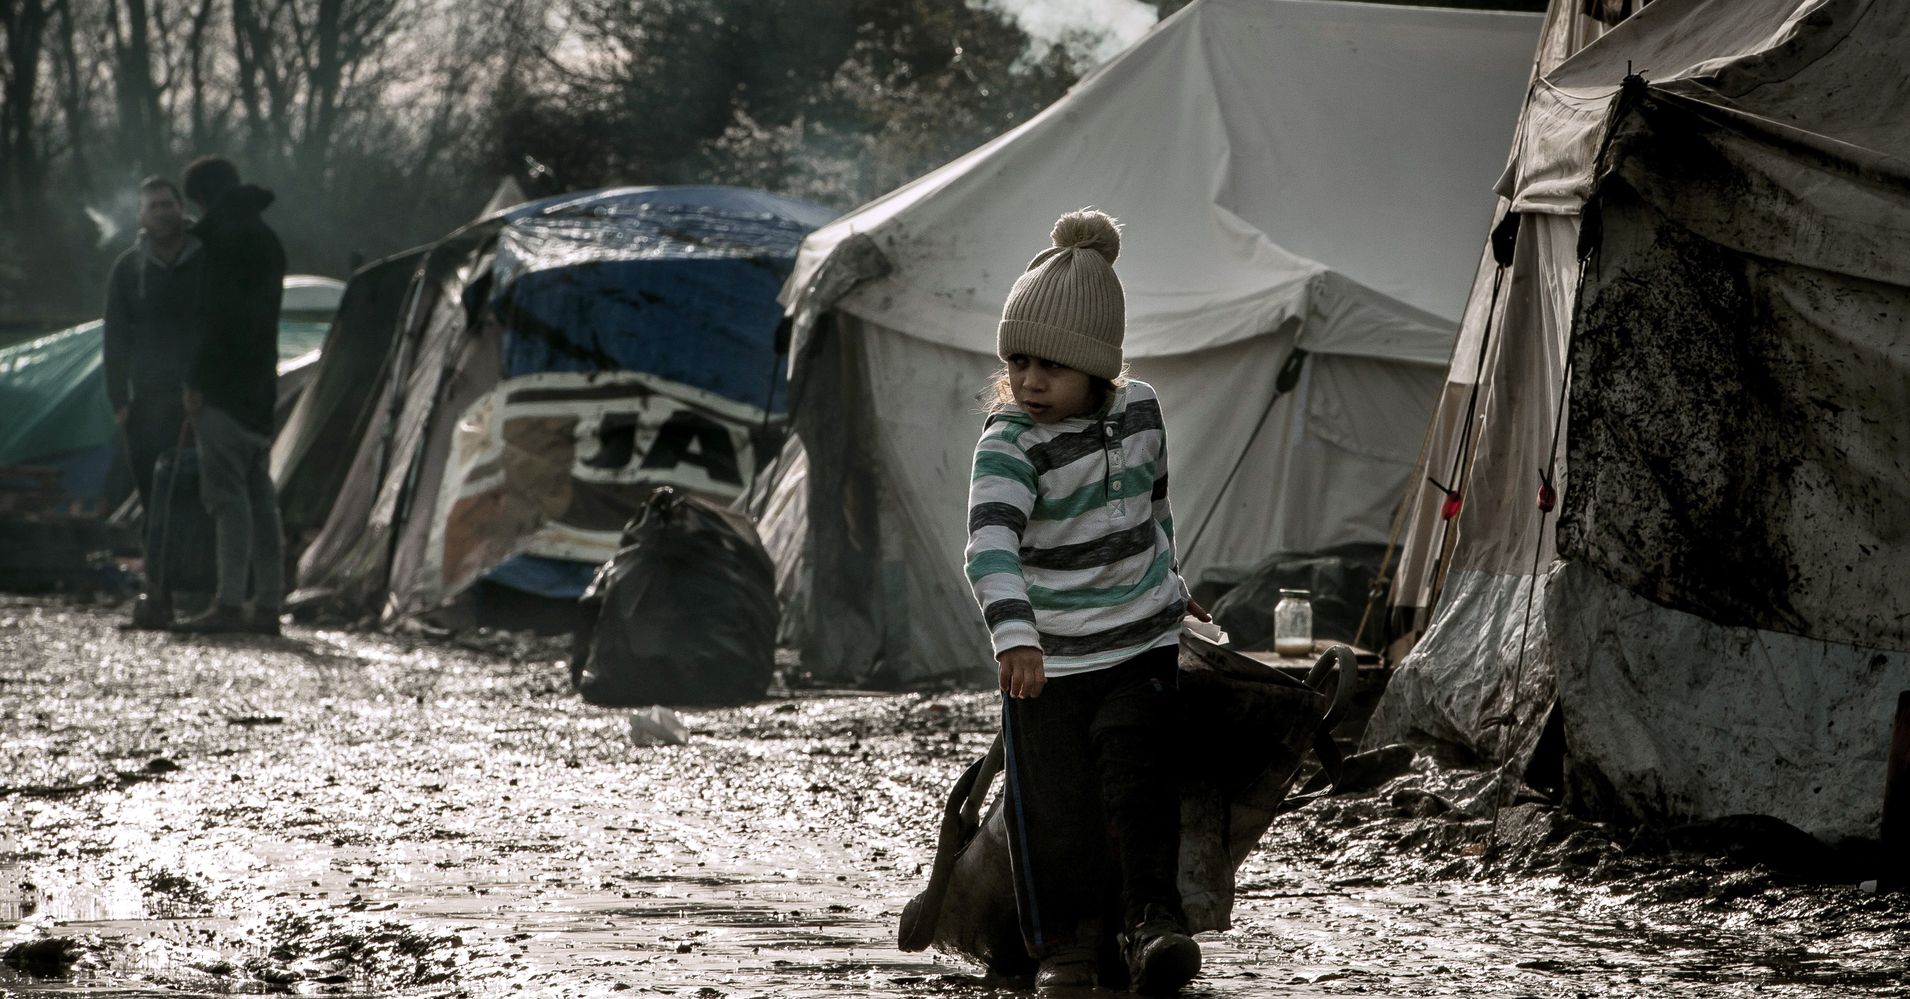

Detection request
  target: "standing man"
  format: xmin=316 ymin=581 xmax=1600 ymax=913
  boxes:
xmin=105 ymin=176 xmax=205 ymax=630
xmin=103 ymin=176 xmax=203 ymax=517
xmin=173 ymin=156 xmax=288 ymax=636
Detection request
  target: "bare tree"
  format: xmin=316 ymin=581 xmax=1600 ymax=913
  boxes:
xmin=45 ymin=0 xmax=95 ymax=194
xmin=4 ymin=0 xmax=1101 ymax=324
xmin=180 ymin=0 xmax=223 ymax=151
xmin=107 ymin=0 xmax=168 ymax=173
xmin=1 ymin=0 xmax=49 ymax=211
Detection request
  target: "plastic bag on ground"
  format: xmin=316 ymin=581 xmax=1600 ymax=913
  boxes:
xmin=628 ymin=705 xmax=691 ymax=746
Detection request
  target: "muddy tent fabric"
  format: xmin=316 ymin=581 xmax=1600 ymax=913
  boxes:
xmin=273 ymin=251 xmax=428 ymax=542
xmin=764 ymin=0 xmax=1540 ymax=687
xmin=292 ymin=187 xmax=836 ymax=621
xmin=1368 ymin=0 xmax=1910 ymax=844
xmin=0 ymin=276 xmax=344 ymax=506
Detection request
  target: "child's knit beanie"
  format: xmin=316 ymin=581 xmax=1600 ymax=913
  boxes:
xmin=996 ymin=209 xmax=1125 ymax=380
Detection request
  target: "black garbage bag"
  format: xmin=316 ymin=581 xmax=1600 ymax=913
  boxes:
xmin=571 ymin=487 xmax=777 ymax=707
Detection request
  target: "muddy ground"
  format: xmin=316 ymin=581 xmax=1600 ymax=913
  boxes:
xmin=2 ymin=594 xmax=1906 ymax=998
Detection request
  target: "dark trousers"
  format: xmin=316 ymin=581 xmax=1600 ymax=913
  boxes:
xmin=123 ymin=394 xmax=187 ymax=515
xmin=1001 ymin=644 xmax=1184 ymax=957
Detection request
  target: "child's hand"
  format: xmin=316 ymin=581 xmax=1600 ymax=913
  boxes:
xmin=997 ymin=646 xmax=1046 ymax=699
xmin=1186 ymin=597 xmax=1212 ymax=623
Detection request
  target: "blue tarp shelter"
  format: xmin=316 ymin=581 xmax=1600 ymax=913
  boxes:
xmin=289 ymin=186 xmax=836 ymax=619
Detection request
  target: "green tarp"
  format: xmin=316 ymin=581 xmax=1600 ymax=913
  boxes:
xmin=0 ymin=314 xmax=335 ymax=503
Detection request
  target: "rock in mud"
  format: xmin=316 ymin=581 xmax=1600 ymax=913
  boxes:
xmin=2 ymin=936 xmax=84 ymax=976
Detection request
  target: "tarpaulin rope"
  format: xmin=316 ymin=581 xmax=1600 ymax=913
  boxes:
xmin=1364 ymin=214 xmax=1520 ymax=651
xmin=1350 ymin=413 xmax=1434 ymax=653
xmin=1486 ymin=346 xmax=1574 ymax=847
xmin=1421 ymin=210 xmax=1520 ymax=619
xmin=1486 ymin=74 xmax=1642 ymax=849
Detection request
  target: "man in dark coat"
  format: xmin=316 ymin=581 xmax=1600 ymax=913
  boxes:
xmin=102 ymin=176 xmax=203 ymax=514
xmin=105 ymin=176 xmax=206 ymax=630
xmin=173 ymin=156 xmax=288 ymax=636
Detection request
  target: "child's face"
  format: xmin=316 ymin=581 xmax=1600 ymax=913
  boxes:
xmin=1007 ymin=354 xmax=1094 ymax=423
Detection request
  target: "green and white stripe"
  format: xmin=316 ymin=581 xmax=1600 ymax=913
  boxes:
xmin=964 ymin=379 xmax=1189 ymax=676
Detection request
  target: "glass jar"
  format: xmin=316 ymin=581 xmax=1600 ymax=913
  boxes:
xmin=1273 ymin=588 xmax=1313 ymax=657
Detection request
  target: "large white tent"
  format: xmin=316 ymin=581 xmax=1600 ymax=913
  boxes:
xmin=765 ymin=0 xmax=1541 ymax=686
xmin=1369 ymin=0 xmax=1910 ymax=844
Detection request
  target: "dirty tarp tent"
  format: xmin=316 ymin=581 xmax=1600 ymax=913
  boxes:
xmin=0 ymin=276 xmax=343 ymax=506
xmin=291 ymin=186 xmax=837 ymax=623
xmin=1368 ymin=0 xmax=1910 ymax=844
xmin=760 ymin=0 xmax=1540 ymax=687
xmin=272 ymin=250 xmax=429 ymax=544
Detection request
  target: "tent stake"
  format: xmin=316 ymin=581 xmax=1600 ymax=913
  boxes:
xmin=1884 ymin=691 xmax=1910 ymax=889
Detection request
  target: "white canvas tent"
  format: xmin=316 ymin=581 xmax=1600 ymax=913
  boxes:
xmin=765 ymin=0 xmax=1541 ymax=686
xmin=1369 ymin=0 xmax=1910 ymax=844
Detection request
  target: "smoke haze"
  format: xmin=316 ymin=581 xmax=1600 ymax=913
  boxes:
xmin=989 ymin=0 xmax=1159 ymax=63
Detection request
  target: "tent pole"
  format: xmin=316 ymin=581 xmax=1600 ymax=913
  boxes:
xmin=1885 ymin=691 xmax=1910 ymax=889
xmin=747 ymin=328 xmax=786 ymax=523
xmin=1351 ymin=413 xmax=1435 ymax=657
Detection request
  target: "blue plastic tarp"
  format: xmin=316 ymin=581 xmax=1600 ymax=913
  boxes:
xmin=480 ymin=554 xmax=599 ymax=601
xmin=488 ymin=186 xmax=839 ymax=412
xmin=459 ymin=186 xmax=837 ymax=600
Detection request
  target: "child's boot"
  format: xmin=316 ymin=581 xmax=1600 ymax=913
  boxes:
xmin=1034 ymin=943 xmax=1097 ymax=990
xmin=1120 ymin=905 xmax=1200 ymax=995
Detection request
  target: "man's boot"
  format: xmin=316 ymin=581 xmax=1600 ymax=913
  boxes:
xmin=172 ymin=602 xmax=248 ymax=634
xmin=125 ymin=592 xmax=174 ymax=631
xmin=248 ymin=604 xmax=282 ymax=637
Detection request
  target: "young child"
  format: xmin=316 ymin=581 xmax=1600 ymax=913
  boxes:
xmin=964 ymin=209 xmax=1209 ymax=994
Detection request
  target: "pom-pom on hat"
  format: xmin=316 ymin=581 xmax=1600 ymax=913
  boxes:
xmin=996 ymin=209 xmax=1125 ymax=380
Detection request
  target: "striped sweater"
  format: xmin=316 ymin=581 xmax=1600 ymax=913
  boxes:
xmin=964 ymin=379 xmax=1190 ymax=676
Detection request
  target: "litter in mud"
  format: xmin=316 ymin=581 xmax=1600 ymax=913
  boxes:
xmin=629 ymin=706 xmax=693 ymax=747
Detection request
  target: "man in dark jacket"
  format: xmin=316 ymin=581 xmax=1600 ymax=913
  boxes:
xmin=103 ymin=175 xmax=203 ymax=513
xmin=174 ymin=156 xmax=287 ymax=636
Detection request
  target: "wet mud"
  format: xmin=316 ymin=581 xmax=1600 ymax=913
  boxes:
xmin=3 ymin=594 xmax=1907 ymax=997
